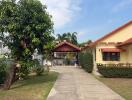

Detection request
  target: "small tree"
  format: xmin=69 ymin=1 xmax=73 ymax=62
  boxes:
xmin=79 ymin=52 xmax=93 ymax=73
xmin=0 ymin=0 xmax=54 ymax=90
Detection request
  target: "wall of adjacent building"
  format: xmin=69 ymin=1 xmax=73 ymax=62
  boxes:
xmin=127 ymin=45 xmax=132 ymax=63
xmin=93 ymin=23 xmax=132 ymax=66
xmin=95 ymin=44 xmax=128 ymax=64
xmin=102 ymin=24 xmax=132 ymax=42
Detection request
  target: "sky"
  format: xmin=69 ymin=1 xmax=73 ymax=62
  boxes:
xmin=41 ymin=0 xmax=132 ymax=43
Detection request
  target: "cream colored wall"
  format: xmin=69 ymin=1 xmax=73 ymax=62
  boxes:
xmin=127 ymin=45 xmax=132 ymax=63
xmin=94 ymin=24 xmax=132 ymax=64
xmin=102 ymin=24 xmax=132 ymax=43
xmin=120 ymin=51 xmax=128 ymax=63
xmin=95 ymin=43 xmax=128 ymax=64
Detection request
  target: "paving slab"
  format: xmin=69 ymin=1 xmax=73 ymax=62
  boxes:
xmin=47 ymin=66 xmax=125 ymax=100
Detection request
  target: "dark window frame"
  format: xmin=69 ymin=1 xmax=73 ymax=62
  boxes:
xmin=102 ymin=52 xmax=120 ymax=61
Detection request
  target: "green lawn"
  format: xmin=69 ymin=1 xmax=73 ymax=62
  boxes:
xmin=0 ymin=72 xmax=58 ymax=100
xmin=96 ymin=76 xmax=132 ymax=100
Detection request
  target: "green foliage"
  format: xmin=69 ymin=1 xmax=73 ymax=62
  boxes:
xmin=18 ymin=60 xmax=35 ymax=79
xmin=0 ymin=58 xmax=9 ymax=84
xmin=0 ymin=0 xmax=54 ymax=62
xmin=34 ymin=66 xmax=44 ymax=76
xmin=79 ymin=52 xmax=93 ymax=73
xmin=65 ymin=58 xmax=71 ymax=65
xmin=0 ymin=72 xmax=58 ymax=99
xmin=57 ymin=32 xmax=78 ymax=45
xmin=79 ymin=40 xmax=92 ymax=47
xmin=97 ymin=64 xmax=132 ymax=78
xmin=31 ymin=59 xmax=44 ymax=76
xmin=0 ymin=0 xmax=54 ymax=84
xmin=18 ymin=67 xmax=29 ymax=79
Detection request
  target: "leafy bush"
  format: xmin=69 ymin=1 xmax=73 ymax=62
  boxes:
xmin=0 ymin=58 xmax=8 ymax=84
xmin=18 ymin=67 xmax=30 ymax=79
xmin=0 ymin=71 xmax=6 ymax=84
xmin=79 ymin=52 xmax=93 ymax=73
xmin=97 ymin=64 xmax=132 ymax=78
xmin=31 ymin=59 xmax=44 ymax=76
xmin=78 ymin=52 xmax=84 ymax=68
xmin=18 ymin=60 xmax=35 ymax=79
xmin=65 ymin=58 xmax=70 ymax=65
xmin=34 ymin=66 xmax=44 ymax=76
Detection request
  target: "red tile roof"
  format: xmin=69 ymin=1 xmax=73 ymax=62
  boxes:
xmin=101 ymin=48 xmax=122 ymax=52
xmin=117 ymin=38 xmax=132 ymax=47
xmin=53 ymin=40 xmax=81 ymax=52
xmin=90 ymin=20 xmax=132 ymax=47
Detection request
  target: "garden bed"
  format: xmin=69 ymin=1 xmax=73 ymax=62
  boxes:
xmin=97 ymin=64 xmax=132 ymax=78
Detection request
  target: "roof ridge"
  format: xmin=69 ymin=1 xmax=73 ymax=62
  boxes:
xmin=90 ymin=20 xmax=132 ymax=47
xmin=54 ymin=41 xmax=81 ymax=51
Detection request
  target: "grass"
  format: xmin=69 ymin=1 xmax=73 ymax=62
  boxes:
xmin=0 ymin=71 xmax=58 ymax=100
xmin=96 ymin=76 xmax=132 ymax=100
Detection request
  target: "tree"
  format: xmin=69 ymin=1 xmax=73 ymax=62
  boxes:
xmin=79 ymin=40 xmax=92 ymax=47
xmin=0 ymin=0 xmax=54 ymax=90
xmin=57 ymin=32 xmax=78 ymax=45
xmin=71 ymin=32 xmax=78 ymax=45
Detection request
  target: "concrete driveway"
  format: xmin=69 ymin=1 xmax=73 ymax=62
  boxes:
xmin=47 ymin=66 xmax=124 ymax=100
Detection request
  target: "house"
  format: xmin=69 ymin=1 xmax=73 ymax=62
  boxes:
xmin=53 ymin=40 xmax=81 ymax=65
xmin=90 ymin=21 xmax=132 ymax=71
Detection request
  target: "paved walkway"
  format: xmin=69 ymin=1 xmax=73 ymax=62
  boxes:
xmin=47 ymin=66 xmax=124 ymax=100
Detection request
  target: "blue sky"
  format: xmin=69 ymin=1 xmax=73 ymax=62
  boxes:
xmin=42 ymin=0 xmax=132 ymax=43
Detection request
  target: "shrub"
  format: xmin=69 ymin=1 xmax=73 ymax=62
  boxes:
xmin=97 ymin=64 xmax=132 ymax=78
xmin=18 ymin=66 xmax=30 ymax=79
xmin=0 ymin=58 xmax=8 ymax=84
xmin=65 ymin=58 xmax=70 ymax=65
xmin=34 ymin=66 xmax=44 ymax=76
xmin=79 ymin=52 xmax=93 ymax=73
xmin=18 ymin=60 xmax=35 ymax=79
xmin=78 ymin=52 xmax=84 ymax=68
xmin=31 ymin=59 xmax=44 ymax=76
xmin=0 ymin=71 xmax=6 ymax=84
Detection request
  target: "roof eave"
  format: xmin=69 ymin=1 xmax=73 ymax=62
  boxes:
xmin=90 ymin=20 xmax=132 ymax=47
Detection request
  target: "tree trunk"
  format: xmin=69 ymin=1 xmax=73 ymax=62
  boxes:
xmin=42 ymin=57 xmax=44 ymax=66
xmin=3 ymin=62 xmax=16 ymax=90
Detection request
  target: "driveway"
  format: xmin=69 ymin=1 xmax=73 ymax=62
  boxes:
xmin=47 ymin=66 xmax=124 ymax=100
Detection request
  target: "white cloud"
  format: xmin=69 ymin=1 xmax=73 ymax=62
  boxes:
xmin=77 ymin=30 xmax=88 ymax=37
xmin=40 ymin=0 xmax=82 ymax=29
xmin=112 ymin=0 xmax=132 ymax=13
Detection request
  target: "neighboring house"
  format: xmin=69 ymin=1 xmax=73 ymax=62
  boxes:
xmin=53 ymin=40 xmax=81 ymax=65
xmin=90 ymin=21 xmax=132 ymax=71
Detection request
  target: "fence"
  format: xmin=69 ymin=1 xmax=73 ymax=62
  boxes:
xmin=97 ymin=63 xmax=132 ymax=68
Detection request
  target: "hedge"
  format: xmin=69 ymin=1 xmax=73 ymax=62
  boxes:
xmin=78 ymin=52 xmax=93 ymax=73
xmin=97 ymin=64 xmax=132 ymax=78
xmin=0 ymin=58 xmax=8 ymax=84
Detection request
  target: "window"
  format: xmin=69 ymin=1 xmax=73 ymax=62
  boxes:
xmin=102 ymin=52 xmax=120 ymax=61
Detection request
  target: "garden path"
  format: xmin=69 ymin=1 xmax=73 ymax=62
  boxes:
xmin=47 ymin=66 xmax=124 ymax=100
